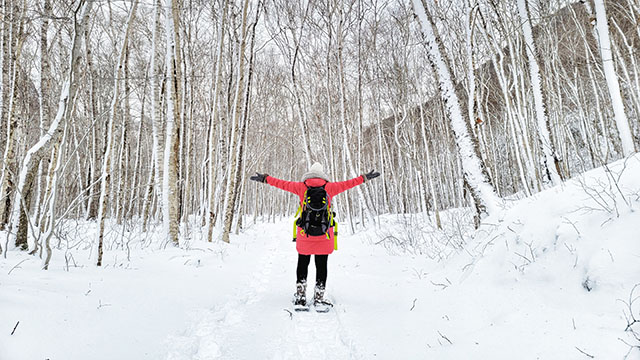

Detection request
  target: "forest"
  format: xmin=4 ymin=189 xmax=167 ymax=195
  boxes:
xmin=0 ymin=0 xmax=638 ymax=263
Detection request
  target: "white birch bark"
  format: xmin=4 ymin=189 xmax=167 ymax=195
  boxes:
xmin=610 ymin=19 xmax=640 ymax=128
xmin=128 ymin=90 xmax=146 ymax=218
xmin=336 ymin=5 xmax=355 ymax=232
xmin=9 ymin=0 xmax=91 ymax=251
xmin=34 ymin=0 xmax=52 ymax=224
xmin=97 ymin=0 xmax=138 ymax=265
xmin=592 ymin=0 xmax=636 ymax=156
xmin=233 ymin=2 xmax=260 ymax=236
xmin=412 ymin=0 xmax=499 ymax=218
xmin=84 ymin=24 xmax=100 ymax=220
xmin=289 ymin=1 xmax=313 ymax=168
xmin=150 ymin=0 xmax=164 ymax=214
xmin=163 ymin=0 xmax=182 ymax=246
xmin=0 ymin=0 xmax=26 ymax=231
xmin=516 ymin=0 xmax=563 ymax=186
xmin=336 ymin=4 xmax=376 ymax=229
xmin=42 ymin=127 xmax=66 ymax=270
xmin=465 ymin=1 xmax=477 ymax=127
xmin=221 ymin=0 xmax=251 ymax=244
xmin=206 ymin=0 xmax=229 ymax=243
xmin=0 ymin=3 xmax=5 ymax=188
xmin=417 ymin=82 xmax=442 ymax=229
xmin=114 ymin=107 xmax=128 ymax=225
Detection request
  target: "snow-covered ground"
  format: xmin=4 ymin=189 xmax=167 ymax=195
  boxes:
xmin=2 ymin=155 xmax=640 ymax=359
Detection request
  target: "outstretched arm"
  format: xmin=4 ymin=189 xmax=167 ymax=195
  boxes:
xmin=326 ymin=170 xmax=380 ymax=196
xmin=250 ymin=172 xmax=305 ymax=195
xmin=265 ymin=175 xmax=306 ymax=195
xmin=326 ymin=176 xmax=364 ymax=196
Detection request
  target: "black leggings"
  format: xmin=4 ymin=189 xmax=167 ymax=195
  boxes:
xmin=296 ymin=254 xmax=328 ymax=287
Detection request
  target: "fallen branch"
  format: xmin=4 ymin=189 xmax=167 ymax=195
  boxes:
xmin=575 ymin=346 xmax=594 ymax=358
xmin=8 ymin=259 xmax=29 ymax=275
xmin=97 ymin=300 xmax=112 ymax=309
xmin=410 ymin=298 xmax=417 ymax=311
xmin=431 ymin=278 xmax=451 ymax=290
xmin=283 ymin=309 xmax=293 ymax=320
xmin=438 ymin=330 xmax=453 ymax=345
xmin=10 ymin=321 xmax=19 ymax=335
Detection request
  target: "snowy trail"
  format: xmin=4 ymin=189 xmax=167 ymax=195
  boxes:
xmin=276 ymin=308 xmax=359 ymax=360
xmin=4 ymin=157 xmax=640 ymax=360
xmin=165 ymin=224 xmax=361 ymax=360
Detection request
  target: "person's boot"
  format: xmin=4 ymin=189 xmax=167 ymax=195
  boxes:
xmin=313 ymin=283 xmax=333 ymax=313
xmin=293 ymin=280 xmax=308 ymax=311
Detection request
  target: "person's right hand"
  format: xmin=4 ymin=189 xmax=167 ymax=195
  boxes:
xmin=250 ymin=173 xmax=268 ymax=183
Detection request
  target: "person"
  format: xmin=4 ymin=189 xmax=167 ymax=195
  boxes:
xmin=250 ymin=162 xmax=380 ymax=310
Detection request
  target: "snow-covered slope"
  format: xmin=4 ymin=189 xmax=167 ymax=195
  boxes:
xmin=1 ymin=155 xmax=639 ymax=359
xmin=413 ymin=154 xmax=640 ymax=359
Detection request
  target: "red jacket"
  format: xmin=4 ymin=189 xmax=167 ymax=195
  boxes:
xmin=265 ymin=175 xmax=364 ymax=255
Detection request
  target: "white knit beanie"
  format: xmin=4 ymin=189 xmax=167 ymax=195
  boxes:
xmin=302 ymin=162 xmax=330 ymax=182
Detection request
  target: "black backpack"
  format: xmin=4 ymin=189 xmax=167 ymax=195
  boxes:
xmin=293 ymin=184 xmax=337 ymax=237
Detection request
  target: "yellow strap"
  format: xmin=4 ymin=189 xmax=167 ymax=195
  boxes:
xmin=326 ymin=204 xmax=338 ymax=250
xmin=293 ymin=204 xmax=302 ymax=241
xmin=292 ymin=219 xmax=297 ymax=241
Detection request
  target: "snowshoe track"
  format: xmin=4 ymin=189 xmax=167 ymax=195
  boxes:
xmin=166 ymin=230 xmax=360 ymax=359
xmin=276 ymin=301 xmax=360 ymax=360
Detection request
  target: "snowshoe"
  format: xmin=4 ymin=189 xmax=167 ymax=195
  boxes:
xmin=293 ymin=281 xmax=309 ymax=312
xmin=313 ymin=284 xmax=333 ymax=313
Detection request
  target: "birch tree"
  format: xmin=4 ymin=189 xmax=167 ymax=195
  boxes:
xmin=0 ymin=0 xmax=636 ymax=261
xmin=412 ymin=0 xmax=499 ymax=220
xmin=206 ymin=0 xmax=229 ymax=243
xmin=221 ymin=0 xmax=251 ymax=244
xmin=9 ymin=0 xmax=92 ymax=250
xmin=84 ymin=17 xmax=100 ymax=220
xmin=163 ymin=0 xmax=183 ymax=246
xmin=97 ymin=0 xmax=139 ymax=265
xmin=516 ymin=0 xmax=563 ymax=185
xmin=143 ymin=0 xmax=164 ymax=232
xmin=0 ymin=0 xmax=27 ymax=231
xmin=591 ymin=0 xmax=636 ymax=156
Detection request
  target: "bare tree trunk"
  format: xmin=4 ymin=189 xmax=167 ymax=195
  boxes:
xmin=34 ymin=0 xmax=52 ymax=225
xmin=115 ymin=44 xmax=132 ymax=225
xmin=115 ymin=101 xmax=128 ymax=225
xmin=0 ymin=2 xmax=7 ymax=193
xmin=517 ymin=0 xmax=563 ymax=185
xmin=9 ymin=0 xmax=91 ymax=251
xmin=163 ymin=0 xmax=183 ymax=246
xmin=290 ymin=1 xmax=313 ymax=168
xmin=589 ymin=0 xmax=636 ymax=156
xmin=221 ymin=0 xmax=251 ymax=244
xmin=128 ymin=88 xmax=146 ymax=219
xmin=97 ymin=0 xmax=138 ymax=265
xmin=42 ymin=126 xmax=66 ymax=270
xmin=413 ymin=0 xmax=499 ymax=221
xmin=417 ymin=83 xmax=442 ymax=229
xmin=232 ymin=1 xmax=260 ymax=236
xmin=84 ymin=22 xmax=100 ymax=220
xmin=143 ymin=0 xmax=164 ymax=232
xmin=0 ymin=0 xmax=26 ymax=231
xmin=336 ymin=3 xmax=375 ymax=230
xmin=206 ymin=0 xmax=229 ymax=242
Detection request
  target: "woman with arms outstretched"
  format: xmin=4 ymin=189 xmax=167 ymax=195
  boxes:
xmin=250 ymin=162 xmax=380 ymax=311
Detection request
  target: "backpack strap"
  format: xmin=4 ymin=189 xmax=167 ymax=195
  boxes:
xmin=292 ymin=189 xmax=307 ymax=241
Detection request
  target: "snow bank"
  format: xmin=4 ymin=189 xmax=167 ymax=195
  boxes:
xmin=1 ymin=155 xmax=639 ymax=359
xmin=425 ymin=154 xmax=640 ymax=358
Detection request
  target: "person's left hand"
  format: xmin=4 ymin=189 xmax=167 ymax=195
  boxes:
xmin=363 ymin=170 xmax=380 ymax=182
